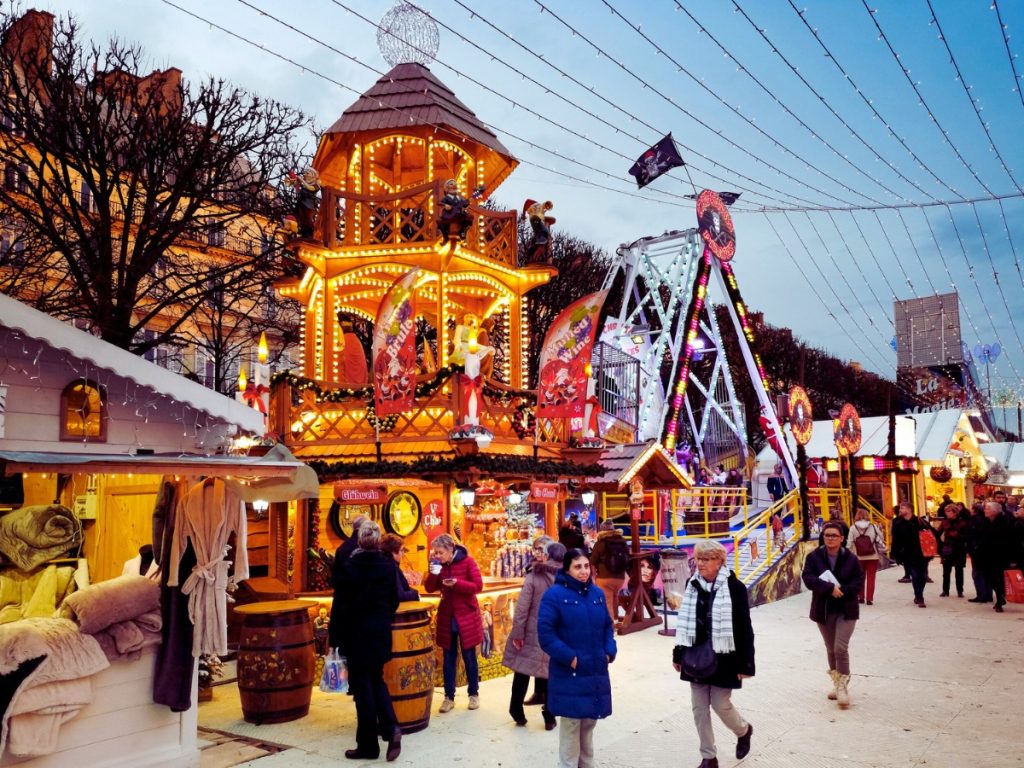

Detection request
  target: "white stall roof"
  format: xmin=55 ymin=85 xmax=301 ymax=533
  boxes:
xmin=982 ymin=442 xmax=1024 ymax=473
xmin=0 ymin=291 xmax=264 ymax=434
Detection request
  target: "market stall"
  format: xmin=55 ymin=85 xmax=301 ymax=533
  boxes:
xmin=0 ymin=294 xmax=316 ymax=766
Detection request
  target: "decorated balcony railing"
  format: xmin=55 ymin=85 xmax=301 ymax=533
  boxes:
xmin=317 ymin=180 xmax=519 ymax=268
xmin=271 ymin=372 xmax=568 ymax=460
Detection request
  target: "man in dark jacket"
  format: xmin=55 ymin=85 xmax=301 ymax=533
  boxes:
xmin=332 ymin=521 xmax=402 ymax=761
xmin=890 ymin=503 xmax=931 ymax=607
xmin=966 ymin=503 xmax=993 ymax=602
xmin=974 ymin=501 xmax=1013 ymax=612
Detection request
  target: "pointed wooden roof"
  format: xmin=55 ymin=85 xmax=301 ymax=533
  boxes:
xmin=326 ymin=62 xmax=513 ymax=158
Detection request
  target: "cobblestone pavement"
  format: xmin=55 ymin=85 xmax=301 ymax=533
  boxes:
xmin=199 ymin=563 xmax=1024 ymax=768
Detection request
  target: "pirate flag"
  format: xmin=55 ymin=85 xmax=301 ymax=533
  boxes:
xmin=628 ymin=133 xmax=685 ymax=189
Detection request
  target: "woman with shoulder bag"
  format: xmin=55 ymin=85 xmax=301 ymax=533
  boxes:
xmin=847 ymin=508 xmax=883 ymax=605
xmin=672 ymin=540 xmax=754 ymax=768
xmin=802 ymin=520 xmax=864 ymax=709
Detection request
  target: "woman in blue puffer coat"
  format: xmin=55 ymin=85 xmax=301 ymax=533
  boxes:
xmin=538 ymin=548 xmax=617 ymax=768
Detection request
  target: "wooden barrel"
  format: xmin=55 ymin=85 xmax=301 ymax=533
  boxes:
xmin=383 ymin=601 xmax=436 ymax=734
xmin=235 ymin=600 xmax=316 ymax=724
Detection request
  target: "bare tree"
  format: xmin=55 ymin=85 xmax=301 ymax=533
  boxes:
xmin=0 ymin=10 xmax=309 ymax=364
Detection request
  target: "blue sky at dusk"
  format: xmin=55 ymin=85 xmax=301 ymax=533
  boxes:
xmin=38 ymin=0 xmax=1024 ymax=392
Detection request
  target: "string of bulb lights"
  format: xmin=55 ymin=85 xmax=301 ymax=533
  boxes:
xmin=154 ymin=0 xmax=1024 ymax=398
xmin=600 ymin=0 xmax=893 ymax=208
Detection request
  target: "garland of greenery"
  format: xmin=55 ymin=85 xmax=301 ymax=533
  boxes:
xmin=271 ymin=365 xmax=538 ymax=405
xmin=309 ymin=454 xmax=607 ymax=481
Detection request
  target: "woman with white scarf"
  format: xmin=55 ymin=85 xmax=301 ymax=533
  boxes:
xmin=672 ymin=540 xmax=754 ymax=768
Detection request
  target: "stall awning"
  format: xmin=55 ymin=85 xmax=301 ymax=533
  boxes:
xmin=0 ymin=292 xmax=264 ymax=434
xmin=591 ymin=441 xmax=690 ymax=490
xmin=0 ymin=445 xmax=320 ymax=501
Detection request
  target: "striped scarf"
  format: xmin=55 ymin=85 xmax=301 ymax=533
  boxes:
xmin=675 ymin=569 xmax=735 ymax=654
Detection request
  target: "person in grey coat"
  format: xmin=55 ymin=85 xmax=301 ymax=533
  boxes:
xmin=503 ymin=538 xmax=563 ymax=730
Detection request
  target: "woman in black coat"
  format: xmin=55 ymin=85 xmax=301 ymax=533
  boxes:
xmin=332 ymin=521 xmax=402 ymax=762
xmin=937 ymin=504 xmax=969 ymax=598
xmin=672 ymin=539 xmax=755 ymax=768
xmin=802 ymin=520 xmax=864 ymax=710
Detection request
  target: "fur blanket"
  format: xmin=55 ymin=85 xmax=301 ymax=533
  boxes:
xmin=0 ymin=505 xmax=82 ymax=572
xmin=92 ymin=611 xmax=163 ymax=662
xmin=0 ymin=565 xmax=77 ymax=625
xmin=0 ymin=617 xmax=109 ymax=758
xmin=58 ymin=574 xmax=160 ymax=634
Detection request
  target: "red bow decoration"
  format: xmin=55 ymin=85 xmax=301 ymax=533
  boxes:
xmin=243 ymin=381 xmax=268 ymax=413
xmin=459 ymin=374 xmax=482 ymax=388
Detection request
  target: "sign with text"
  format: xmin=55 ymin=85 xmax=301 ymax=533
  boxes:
xmin=530 ymin=482 xmax=560 ymax=503
xmin=334 ymin=484 xmax=387 ymax=505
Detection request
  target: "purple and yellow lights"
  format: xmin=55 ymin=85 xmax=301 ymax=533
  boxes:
xmin=664 ymin=249 xmax=713 ymax=451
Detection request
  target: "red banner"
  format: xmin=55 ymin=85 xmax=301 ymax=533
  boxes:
xmin=537 ymin=291 xmax=607 ymax=418
xmin=422 ymin=499 xmax=445 ymax=544
xmin=372 ymin=268 xmax=419 ymax=416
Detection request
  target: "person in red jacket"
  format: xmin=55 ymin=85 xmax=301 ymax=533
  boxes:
xmin=424 ymin=533 xmax=484 ymax=713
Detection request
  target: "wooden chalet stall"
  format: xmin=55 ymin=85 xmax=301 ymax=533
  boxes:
xmin=0 ymin=293 xmax=314 ymax=767
xmin=266 ymin=62 xmax=640 ymax=682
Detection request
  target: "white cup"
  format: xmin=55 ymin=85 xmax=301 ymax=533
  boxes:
xmin=429 ymin=562 xmax=442 ymax=575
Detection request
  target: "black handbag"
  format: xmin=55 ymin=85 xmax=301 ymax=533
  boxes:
xmin=680 ymin=590 xmax=718 ymax=679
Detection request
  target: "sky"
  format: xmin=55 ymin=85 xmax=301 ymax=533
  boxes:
xmin=32 ymin=0 xmax=1024 ymax=396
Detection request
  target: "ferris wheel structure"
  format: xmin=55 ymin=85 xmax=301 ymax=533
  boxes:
xmin=600 ymin=198 xmax=797 ymax=482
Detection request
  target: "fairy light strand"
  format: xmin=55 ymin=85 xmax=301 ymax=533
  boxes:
xmin=528 ymin=0 xmax=862 ymax=208
xmin=603 ymin=0 xmax=893 ymax=206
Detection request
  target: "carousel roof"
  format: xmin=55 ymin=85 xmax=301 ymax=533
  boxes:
xmin=591 ymin=441 xmax=690 ymax=490
xmin=326 ymin=62 xmax=513 ymax=158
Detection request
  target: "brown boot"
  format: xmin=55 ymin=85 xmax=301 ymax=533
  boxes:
xmin=836 ymin=674 xmax=851 ymax=709
xmin=827 ymin=669 xmax=839 ymax=700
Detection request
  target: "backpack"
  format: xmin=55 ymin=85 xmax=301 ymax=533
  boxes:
xmin=919 ymin=528 xmax=938 ymax=558
xmin=603 ymin=537 xmax=630 ymax=575
xmin=853 ymin=526 xmax=875 ymax=557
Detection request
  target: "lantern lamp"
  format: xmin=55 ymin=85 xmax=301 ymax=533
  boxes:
xmin=580 ymin=489 xmax=596 ymax=507
xmin=459 ymin=487 xmax=476 ymax=508
xmin=507 ymin=490 xmax=523 ymax=506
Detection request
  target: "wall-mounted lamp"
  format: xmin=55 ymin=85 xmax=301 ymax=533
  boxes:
xmin=459 ymin=487 xmax=476 ymax=508
xmin=507 ymin=490 xmax=523 ymax=506
xmin=252 ymin=499 xmax=269 ymax=519
xmin=580 ymin=489 xmax=596 ymax=507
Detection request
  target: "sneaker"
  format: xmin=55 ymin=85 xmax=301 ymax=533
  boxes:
xmin=439 ymin=698 xmax=455 ymax=714
xmin=468 ymin=695 xmax=480 ymax=710
xmin=866 ymin=600 xmax=873 ymax=605
xmin=898 ymin=577 xmax=911 ymax=583
xmin=994 ymin=603 xmax=1005 ymax=613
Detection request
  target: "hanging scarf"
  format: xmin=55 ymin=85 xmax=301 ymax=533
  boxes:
xmin=675 ymin=569 xmax=735 ymax=653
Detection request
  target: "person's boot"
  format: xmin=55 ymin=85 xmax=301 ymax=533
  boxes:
xmin=386 ymin=726 xmax=402 ymax=762
xmin=523 ymin=690 xmax=545 ymax=706
xmin=736 ymin=724 xmax=753 ymax=759
xmin=696 ymin=759 xmax=719 ymax=768
xmin=836 ymin=674 xmax=851 ymax=709
xmin=827 ymin=669 xmax=839 ymax=700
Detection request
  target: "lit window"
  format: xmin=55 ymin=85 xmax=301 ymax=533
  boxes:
xmin=60 ymin=379 xmax=107 ymax=442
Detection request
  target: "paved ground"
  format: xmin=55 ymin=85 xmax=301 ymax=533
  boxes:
xmin=198 ymin=564 xmax=1024 ymax=768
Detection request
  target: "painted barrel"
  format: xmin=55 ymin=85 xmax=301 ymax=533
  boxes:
xmin=383 ymin=601 xmax=436 ymax=734
xmin=235 ymin=600 xmax=316 ymax=724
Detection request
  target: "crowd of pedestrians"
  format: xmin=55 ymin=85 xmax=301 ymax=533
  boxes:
xmin=320 ymin=491 xmax=1023 ymax=767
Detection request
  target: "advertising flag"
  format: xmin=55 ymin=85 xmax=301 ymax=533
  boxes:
xmin=537 ymin=291 xmax=608 ymax=418
xmin=372 ymin=268 xmax=419 ymax=416
xmin=628 ymin=133 xmax=685 ymax=189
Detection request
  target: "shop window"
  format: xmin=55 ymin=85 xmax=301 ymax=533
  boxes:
xmin=60 ymin=379 xmax=107 ymax=442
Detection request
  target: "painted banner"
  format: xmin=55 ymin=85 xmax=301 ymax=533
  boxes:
xmin=537 ymin=290 xmax=607 ymax=418
xmin=372 ymin=268 xmax=419 ymax=416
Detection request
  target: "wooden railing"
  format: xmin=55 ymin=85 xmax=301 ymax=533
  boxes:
xmin=317 ymin=180 xmax=520 ymax=267
xmin=732 ymin=489 xmax=801 ymax=582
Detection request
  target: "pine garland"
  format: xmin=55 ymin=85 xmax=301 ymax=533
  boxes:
xmin=309 ymin=454 xmax=607 ymax=481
